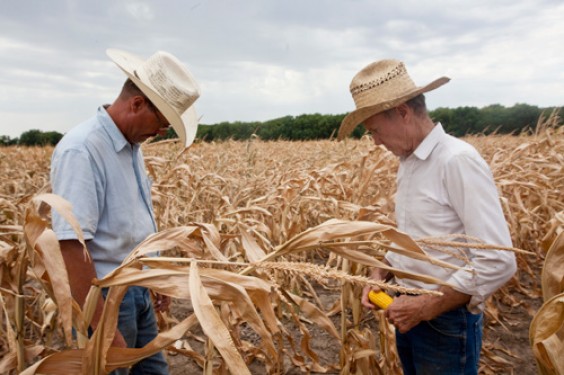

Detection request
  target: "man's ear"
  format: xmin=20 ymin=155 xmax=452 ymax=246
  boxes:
xmin=396 ymin=103 xmax=411 ymax=121
xmin=130 ymin=96 xmax=145 ymax=113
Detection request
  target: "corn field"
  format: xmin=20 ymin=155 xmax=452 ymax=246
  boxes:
xmin=0 ymin=111 xmax=562 ymax=374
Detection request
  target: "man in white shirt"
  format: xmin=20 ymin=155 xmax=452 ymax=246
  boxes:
xmin=338 ymin=59 xmax=516 ymax=374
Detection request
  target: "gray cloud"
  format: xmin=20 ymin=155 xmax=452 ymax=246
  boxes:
xmin=0 ymin=0 xmax=562 ymax=138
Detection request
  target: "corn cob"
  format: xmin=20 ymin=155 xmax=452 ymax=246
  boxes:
xmin=368 ymin=290 xmax=393 ymax=310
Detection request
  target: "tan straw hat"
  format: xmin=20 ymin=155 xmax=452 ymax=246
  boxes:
xmin=106 ymin=49 xmax=201 ymax=147
xmin=338 ymin=59 xmax=450 ymax=140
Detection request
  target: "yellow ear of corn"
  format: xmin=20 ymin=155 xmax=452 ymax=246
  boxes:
xmin=368 ymin=290 xmax=393 ymax=310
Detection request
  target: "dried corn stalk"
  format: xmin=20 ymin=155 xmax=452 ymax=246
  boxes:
xmin=0 ymin=115 xmax=561 ymax=374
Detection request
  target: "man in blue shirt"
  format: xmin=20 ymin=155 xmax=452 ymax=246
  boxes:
xmin=51 ymin=49 xmax=201 ymax=374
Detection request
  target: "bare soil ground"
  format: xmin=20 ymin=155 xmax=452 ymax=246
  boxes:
xmin=165 ymin=270 xmax=543 ymax=375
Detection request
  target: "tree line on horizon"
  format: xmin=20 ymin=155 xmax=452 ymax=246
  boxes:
xmin=3 ymin=103 xmax=560 ymax=147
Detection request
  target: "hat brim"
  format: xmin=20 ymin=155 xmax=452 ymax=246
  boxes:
xmin=337 ymin=76 xmax=450 ymax=140
xmin=106 ymin=49 xmax=199 ymax=147
xmin=529 ymin=292 xmax=564 ymax=373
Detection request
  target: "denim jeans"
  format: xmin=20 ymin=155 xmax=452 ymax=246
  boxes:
xmin=102 ymin=286 xmax=169 ymax=375
xmin=395 ymin=306 xmax=483 ymax=375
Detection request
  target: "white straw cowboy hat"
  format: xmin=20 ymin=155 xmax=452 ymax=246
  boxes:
xmin=529 ymin=232 xmax=564 ymax=373
xmin=106 ymin=48 xmax=201 ymax=147
xmin=338 ymin=59 xmax=450 ymax=140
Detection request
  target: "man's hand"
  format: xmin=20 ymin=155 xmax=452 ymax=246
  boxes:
xmin=385 ymin=294 xmax=430 ymax=333
xmin=385 ymin=287 xmax=471 ymax=334
xmin=362 ymin=263 xmax=392 ymax=309
xmin=362 ymin=284 xmax=381 ymax=309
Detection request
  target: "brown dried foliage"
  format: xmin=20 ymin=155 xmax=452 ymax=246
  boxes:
xmin=0 ymin=112 xmax=562 ymax=374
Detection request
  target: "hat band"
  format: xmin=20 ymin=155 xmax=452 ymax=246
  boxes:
xmin=350 ymin=62 xmax=407 ymax=96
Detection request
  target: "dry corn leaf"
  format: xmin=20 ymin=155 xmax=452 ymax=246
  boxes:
xmin=199 ymin=272 xmax=277 ymax=359
xmin=119 ymin=226 xmax=200 ymax=268
xmin=104 ymin=313 xmax=200 ymax=370
xmin=29 ymin=193 xmax=88 ymax=256
xmin=285 ymin=292 xmax=340 ymax=341
xmin=192 ymin=223 xmax=227 ymax=262
xmin=541 ymin=231 xmax=564 ymax=301
xmin=24 ymin=198 xmax=77 ymax=348
xmin=0 ymin=345 xmax=43 ymax=373
xmin=3 ymin=127 xmax=562 ymax=374
xmin=239 ymin=224 xmax=268 ymax=262
xmin=96 ymin=266 xmax=191 ymax=299
xmin=19 ymin=350 xmax=84 ymax=374
xmin=328 ymin=246 xmax=451 ymax=287
xmin=189 ymin=261 xmax=251 ymax=374
xmin=84 ymin=284 xmax=128 ymax=374
xmin=274 ymin=219 xmax=418 ymax=256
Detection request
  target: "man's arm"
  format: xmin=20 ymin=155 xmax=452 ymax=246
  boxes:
xmin=59 ymin=239 xmax=127 ymax=347
xmin=361 ymin=262 xmax=471 ymax=334
xmin=444 ymin=152 xmax=516 ymax=309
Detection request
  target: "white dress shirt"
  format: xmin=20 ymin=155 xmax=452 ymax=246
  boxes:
xmin=386 ymin=123 xmax=516 ymax=313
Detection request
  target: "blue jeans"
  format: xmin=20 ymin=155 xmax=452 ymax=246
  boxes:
xmin=102 ymin=286 xmax=169 ymax=375
xmin=395 ymin=307 xmax=483 ymax=375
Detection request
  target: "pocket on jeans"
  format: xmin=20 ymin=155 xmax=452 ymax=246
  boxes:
xmin=425 ymin=308 xmax=466 ymax=338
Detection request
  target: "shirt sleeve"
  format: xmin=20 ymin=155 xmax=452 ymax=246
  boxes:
xmin=443 ymin=151 xmax=517 ymax=312
xmin=51 ymin=147 xmax=101 ymax=240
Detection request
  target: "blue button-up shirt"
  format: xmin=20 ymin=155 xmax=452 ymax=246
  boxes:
xmin=51 ymin=106 xmax=156 ymax=278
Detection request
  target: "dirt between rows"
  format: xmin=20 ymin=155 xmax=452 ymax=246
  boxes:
xmin=164 ymin=274 xmax=543 ymax=375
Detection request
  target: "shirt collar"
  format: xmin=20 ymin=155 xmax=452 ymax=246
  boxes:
xmin=412 ymin=123 xmax=445 ymax=161
xmin=97 ymin=106 xmax=130 ymax=152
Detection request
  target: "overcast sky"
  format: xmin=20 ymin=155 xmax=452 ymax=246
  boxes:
xmin=1 ymin=0 xmax=562 ymax=138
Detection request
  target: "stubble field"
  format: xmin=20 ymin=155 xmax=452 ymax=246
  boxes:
xmin=0 ymin=120 xmax=562 ymax=374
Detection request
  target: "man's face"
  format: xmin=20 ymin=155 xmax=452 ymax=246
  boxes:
xmin=363 ymin=108 xmax=410 ymax=157
xmin=129 ymin=100 xmax=171 ymax=144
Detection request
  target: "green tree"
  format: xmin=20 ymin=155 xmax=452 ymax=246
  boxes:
xmin=431 ymin=107 xmax=455 ymax=134
xmin=19 ymin=129 xmax=45 ymax=146
xmin=0 ymin=135 xmax=17 ymax=146
xmin=18 ymin=129 xmax=63 ymax=146
xmin=479 ymin=104 xmax=506 ymax=133
xmin=506 ymin=104 xmax=541 ymax=133
xmin=189 ymin=104 xmax=560 ymax=142
xmin=44 ymin=131 xmax=63 ymax=145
